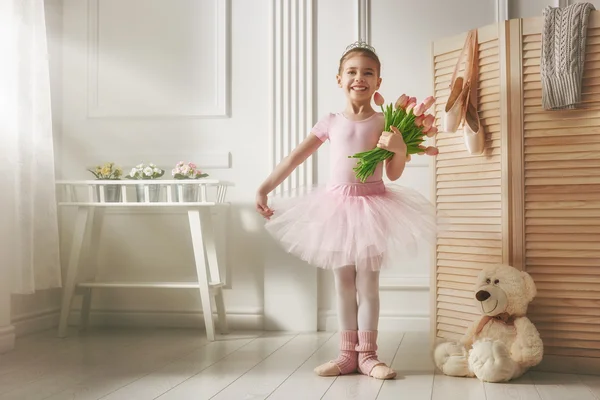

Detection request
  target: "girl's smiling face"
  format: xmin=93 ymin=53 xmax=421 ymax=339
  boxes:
xmin=337 ymin=55 xmax=382 ymax=103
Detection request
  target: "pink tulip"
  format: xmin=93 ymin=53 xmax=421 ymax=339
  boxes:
xmin=413 ymin=103 xmax=426 ymax=116
xmin=408 ymin=96 xmax=417 ymax=105
xmin=415 ymin=115 xmax=425 ymax=126
xmin=373 ymin=92 xmax=385 ymax=107
xmin=422 ymin=96 xmax=435 ymax=109
xmin=426 ymin=126 xmax=438 ymax=138
xmin=425 ymin=146 xmax=439 ymax=156
xmin=423 ymin=114 xmax=435 ymax=129
xmin=395 ymin=94 xmax=409 ymax=109
xmin=406 ymin=103 xmax=416 ymax=114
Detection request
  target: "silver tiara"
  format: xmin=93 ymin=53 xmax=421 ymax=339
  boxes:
xmin=343 ymin=40 xmax=377 ymax=56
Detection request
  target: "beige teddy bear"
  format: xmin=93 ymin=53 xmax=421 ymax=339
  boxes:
xmin=434 ymin=264 xmax=544 ymax=382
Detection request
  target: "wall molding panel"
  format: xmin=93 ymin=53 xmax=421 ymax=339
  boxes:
xmin=269 ymin=0 xmax=315 ymax=194
xmin=556 ymin=0 xmax=572 ymax=7
xmin=355 ymin=0 xmax=371 ymax=42
xmin=264 ymin=0 xmax=318 ymax=333
xmin=86 ymin=0 xmax=231 ymax=118
xmin=495 ymin=0 xmax=509 ymax=21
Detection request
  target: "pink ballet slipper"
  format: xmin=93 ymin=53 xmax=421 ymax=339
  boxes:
xmin=314 ymin=330 xmax=358 ymax=376
xmin=356 ymin=331 xmax=396 ymax=380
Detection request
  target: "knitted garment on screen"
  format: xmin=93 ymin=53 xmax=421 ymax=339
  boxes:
xmin=541 ymin=2 xmax=595 ymax=110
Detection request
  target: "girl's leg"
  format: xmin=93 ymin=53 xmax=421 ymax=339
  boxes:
xmin=355 ymin=269 xmax=396 ymax=380
xmin=356 ymin=269 xmax=379 ymax=331
xmin=314 ymin=265 xmax=359 ymax=376
xmin=334 ymin=265 xmax=358 ymax=331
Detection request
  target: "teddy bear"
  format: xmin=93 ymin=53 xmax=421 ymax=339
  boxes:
xmin=433 ymin=264 xmax=544 ymax=383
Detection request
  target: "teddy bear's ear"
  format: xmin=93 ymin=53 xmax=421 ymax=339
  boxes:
xmin=521 ymin=271 xmax=537 ymax=302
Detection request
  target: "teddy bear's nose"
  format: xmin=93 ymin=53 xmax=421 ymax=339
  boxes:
xmin=476 ymin=290 xmax=491 ymax=302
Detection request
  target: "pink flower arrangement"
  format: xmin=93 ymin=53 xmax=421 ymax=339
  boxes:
xmin=171 ymin=161 xmax=209 ymax=180
xmin=349 ymin=92 xmax=439 ymax=182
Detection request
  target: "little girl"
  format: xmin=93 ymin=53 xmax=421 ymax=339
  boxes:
xmin=255 ymin=41 xmax=437 ymax=380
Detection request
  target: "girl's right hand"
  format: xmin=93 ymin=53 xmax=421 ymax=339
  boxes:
xmin=255 ymin=192 xmax=274 ymax=219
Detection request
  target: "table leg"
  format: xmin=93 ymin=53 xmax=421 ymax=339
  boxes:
xmin=188 ymin=209 xmax=215 ymax=341
xmin=80 ymin=208 xmax=105 ymax=331
xmin=200 ymin=209 xmax=228 ymax=334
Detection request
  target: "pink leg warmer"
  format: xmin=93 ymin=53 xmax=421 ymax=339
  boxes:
xmin=356 ymin=331 xmax=396 ymax=379
xmin=313 ymin=330 xmax=358 ymax=376
xmin=356 ymin=330 xmax=383 ymax=374
xmin=332 ymin=330 xmax=358 ymax=374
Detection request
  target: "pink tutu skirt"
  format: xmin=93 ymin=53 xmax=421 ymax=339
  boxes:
xmin=264 ymin=180 xmax=437 ymax=271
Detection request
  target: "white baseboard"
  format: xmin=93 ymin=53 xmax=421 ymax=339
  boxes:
xmin=318 ymin=309 xmax=429 ymax=332
xmin=67 ymin=308 xmax=264 ymax=331
xmin=0 ymin=325 xmax=15 ymax=354
xmin=12 ymin=306 xmax=428 ymax=337
xmin=11 ymin=307 xmax=263 ymax=337
xmin=12 ymin=309 xmax=60 ymax=337
xmin=378 ymin=275 xmax=430 ymax=291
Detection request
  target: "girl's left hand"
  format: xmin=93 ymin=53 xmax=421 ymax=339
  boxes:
xmin=377 ymin=126 xmax=407 ymax=155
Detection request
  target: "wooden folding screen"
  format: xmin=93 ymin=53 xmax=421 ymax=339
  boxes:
xmin=431 ymin=12 xmax=600 ymax=374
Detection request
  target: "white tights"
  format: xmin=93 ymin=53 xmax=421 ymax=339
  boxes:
xmin=333 ymin=265 xmax=380 ymax=331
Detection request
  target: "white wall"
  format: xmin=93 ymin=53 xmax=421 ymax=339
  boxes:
xmin=9 ymin=0 xmax=579 ymax=338
xmin=10 ymin=0 xmax=271 ymax=335
xmin=509 ymin=0 xmax=600 ymax=19
xmin=54 ymin=0 xmax=269 ymax=330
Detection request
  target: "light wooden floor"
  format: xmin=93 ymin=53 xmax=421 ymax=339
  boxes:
xmin=0 ymin=328 xmax=599 ymax=400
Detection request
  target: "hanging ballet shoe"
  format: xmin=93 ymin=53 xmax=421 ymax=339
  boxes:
xmin=442 ymin=77 xmax=468 ymax=133
xmin=442 ymin=30 xmax=475 ymax=133
xmin=461 ymin=29 xmax=485 ymax=155
xmin=463 ymin=100 xmax=484 ymax=155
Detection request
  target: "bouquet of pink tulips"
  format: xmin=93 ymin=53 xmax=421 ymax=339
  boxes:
xmin=349 ymin=92 xmax=439 ymax=182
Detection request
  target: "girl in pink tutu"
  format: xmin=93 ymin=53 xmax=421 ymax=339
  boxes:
xmin=255 ymin=41 xmax=437 ymax=380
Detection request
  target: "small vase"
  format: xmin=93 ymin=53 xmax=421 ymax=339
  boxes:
xmin=173 ymin=183 xmax=198 ymax=202
xmin=96 ymin=183 xmax=122 ymax=203
xmin=135 ymin=184 xmax=160 ymax=202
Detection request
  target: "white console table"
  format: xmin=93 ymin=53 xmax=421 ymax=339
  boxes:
xmin=55 ymin=179 xmax=231 ymax=341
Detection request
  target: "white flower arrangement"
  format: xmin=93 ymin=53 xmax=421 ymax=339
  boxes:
xmin=172 ymin=161 xmax=208 ymax=180
xmin=126 ymin=163 xmax=165 ymax=180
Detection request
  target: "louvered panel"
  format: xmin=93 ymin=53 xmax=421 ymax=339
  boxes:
xmin=522 ymin=25 xmax=600 ymax=359
xmin=530 ymin=305 xmax=600 ymax=317
xmin=438 ymin=294 xmax=476 ymax=308
xmin=432 ymin=24 xmax=503 ymax=342
xmin=432 ymin=15 xmax=600 ymax=374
